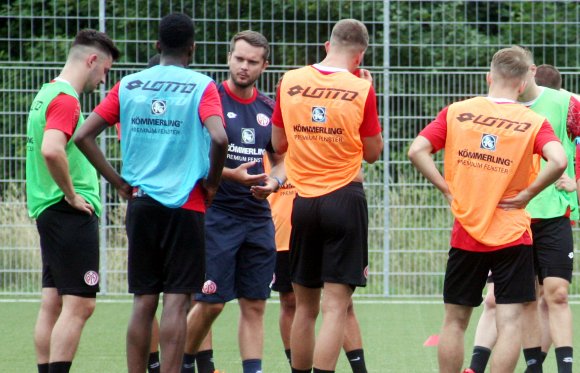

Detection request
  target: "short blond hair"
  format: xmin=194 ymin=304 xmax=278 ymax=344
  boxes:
xmin=490 ymin=46 xmax=533 ymax=81
xmin=330 ymin=19 xmax=369 ymax=52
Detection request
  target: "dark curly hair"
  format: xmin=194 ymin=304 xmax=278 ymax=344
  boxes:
xmin=72 ymin=29 xmax=120 ymax=61
xmin=158 ymin=13 xmax=195 ymax=56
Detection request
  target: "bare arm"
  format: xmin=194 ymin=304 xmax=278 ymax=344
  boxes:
xmin=272 ymin=125 xmax=288 ymax=154
xmin=203 ymin=115 xmax=229 ymax=205
xmin=499 ymin=141 xmax=568 ymax=210
xmin=74 ymin=112 xmax=132 ymax=199
xmin=362 ymin=133 xmax=384 ymax=164
xmin=407 ymin=135 xmax=452 ymax=204
xmin=42 ymin=129 xmax=94 ymax=214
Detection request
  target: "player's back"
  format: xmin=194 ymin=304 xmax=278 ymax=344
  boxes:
xmin=118 ymin=65 xmax=214 ymax=208
xmin=444 ymin=97 xmax=546 ymax=246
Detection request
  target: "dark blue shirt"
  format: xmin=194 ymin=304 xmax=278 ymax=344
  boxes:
xmin=211 ymin=81 xmax=275 ymax=218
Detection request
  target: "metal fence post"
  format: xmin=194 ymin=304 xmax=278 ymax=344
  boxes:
xmin=383 ymin=0 xmax=390 ymax=297
xmin=98 ymin=0 xmax=108 ymax=294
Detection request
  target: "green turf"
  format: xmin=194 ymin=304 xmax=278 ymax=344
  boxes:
xmin=1 ymin=298 xmax=578 ymax=372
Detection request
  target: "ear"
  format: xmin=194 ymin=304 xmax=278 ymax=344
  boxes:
xmin=87 ymin=53 xmax=99 ymax=68
xmin=156 ymin=41 xmax=162 ymax=53
xmin=324 ymin=40 xmax=330 ymax=53
xmin=355 ymin=50 xmax=365 ymax=66
xmin=486 ymin=72 xmax=492 ymax=86
xmin=261 ymin=59 xmax=269 ymax=72
xmin=529 ymin=64 xmax=537 ymax=78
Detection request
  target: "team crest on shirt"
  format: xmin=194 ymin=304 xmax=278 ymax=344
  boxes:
xmin=151 ymin=99 xmax=167 ymax=115
xmin=480 ymin=134 xmax=497 ymax=151
xmin=84 ymin=271 xmax=99 ymax=286
xmin=227 ymin=112 xmax=237 ymax=119
xmin=311 ymin=106 xmax=326 ymax=123
xmin=241 ymin=128 xmax=255 ymax=144
xmin=256 ymin=113 xmax=270 ymax=127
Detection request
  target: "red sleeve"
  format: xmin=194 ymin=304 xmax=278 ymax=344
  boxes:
xmin=45 ymin=94 xmax=81 ymax=140
xmin=576 ymin=143 xmax=580 ymax=181
xmin=567 ymin=96 xmax=580 ymax=139
xmin=272 ymin=82 xmax=284 ymax=128
xmin=418 ymin=107 xmax=449 ymax=152
xmin=93 ymin=82 xmax=121 ymax=125
xmin=199 ymin=82 xmax=225 ymax=125
xmin=534 ymin=119 xmax=560 ymax=156
xmin=359 ymin=86 xmax=382 ymax=137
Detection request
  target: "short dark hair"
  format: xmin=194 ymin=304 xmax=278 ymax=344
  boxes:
xmin=72 ymin=29 xmax=120 ymax=61
xmin=158 ymin=13 xmax=195 ymax=55
xmin=535 ymin=64 xmax=562 ymax=90
xmin=230 ymin=30 xmax=270 ymax=61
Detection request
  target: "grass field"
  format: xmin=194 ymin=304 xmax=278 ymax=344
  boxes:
xmin=1 ymin=298 xmax=579 ymax=372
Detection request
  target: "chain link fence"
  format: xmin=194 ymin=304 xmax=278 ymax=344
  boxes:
xmin=1 ymin=0 xmax=579 ymax=297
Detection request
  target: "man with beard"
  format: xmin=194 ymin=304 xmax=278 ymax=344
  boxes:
xmin=183 ymin=30 xmax=285 ymax=373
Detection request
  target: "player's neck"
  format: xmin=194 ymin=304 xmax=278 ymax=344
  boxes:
xmin=518 ymin=83 xmax=542 ymax=103
xmin=159 ymin=55 xmax=189 ymax=68
xmin=57 ymin=64 xmax=84 ymax=95
xmin=226 ymin=78 xmax=255 ymax=100
xmin=319 ymin=54 xmax=356 ymax=72
xmin=488 ymin=86 xmax=519 ymax=101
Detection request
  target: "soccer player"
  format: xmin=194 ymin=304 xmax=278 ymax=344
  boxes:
xmin=266 ymin=66 xmax=371 ymax=372
xmin=26 ymin=29 xmax=119 ymax=373
xmin=74 ymin=13 xmax=228 ymax=373
xmin=182 ymin=30 xmax=284 ymax=373
xmin=468 ymin=61 xmax=579 ymax=373
xmin=266 ymin=158 xmax=369 ymax=373
xmin=114 ymin=53 xmax=163 ymax=373
xmin=408 ymin=46 xmax=567 ymax=373
xmin=272 ymin=19 xmax=383 ymax=373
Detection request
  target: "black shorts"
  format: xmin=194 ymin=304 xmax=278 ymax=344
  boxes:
xmin=272 ymin=250 xmax=293 ymax=293
xmin=531 ymin=217 xmax=574 ymax=284
xmin=443 ymin=245 xmax=536 ymax=307
xmin=126 ymin=196 xmax=205 ymax=295
xmin=36 ymin=199 xmax=100 ymax=296
xmin=290 ymin=182 xmax=368 ymax=288
xmin=194 ymin=208 xmax=276 ymax=303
